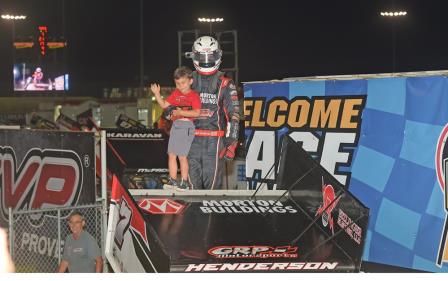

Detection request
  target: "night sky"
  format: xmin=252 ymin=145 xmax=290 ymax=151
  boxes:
xmin=1 ymin=0 xmax=448 ymax=97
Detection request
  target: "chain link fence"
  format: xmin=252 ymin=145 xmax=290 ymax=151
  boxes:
xmin=8 ymin=204 xmax=104 ymax=273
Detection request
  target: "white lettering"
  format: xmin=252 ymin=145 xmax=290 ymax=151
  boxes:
xmin=320 ymin=132 xmax=356 ymax=185
xmin=272 ymin=206 xmax=286 ymax=213
xmin=21 ymin=232 xmax=30 ymax=250
xmin=256 ymin=200 xmax=269 ymax=207
xmin=254 ymin=263 xmax=270 ymax=270
xmin=219 ymin=200 xmax=233 ymax=207
xmin=200 ymin=93 xmax=218 ymax=105
xmin=246 ymin=131 xmax=276 ymax=190
xmin=219 ymin=263 xmax=239 ymax=271
xmin=29 ymin=234 xmax=38 ymax=253
xmin=38 ymin=236 xmax=47 ymax=255
xmin=202 ymin=200 xmax=220 ymax=207
xmin=20 ymin=232 xmax=61 ymax=258
xmin=199 ymin=206 xmax=212 ymax=213
xmin=271 ymin=263 xmax=289 ymax=270
xmin=320 ymin=262 xmax=338 ymax=270
xmin=247 ymin=131 xmax=356 ymax=188
xmin=287 ymin=263 xmax=304 ymax=270
xmin=233 ymin=247 xmax=251 ymax=255
xmin=237 ymin=263 xmax=255 ymax=271
xmin=185 ymin=262 xmax=339 ymax=272
xmin=288 ymin=131 xmax=319 ymax=153
xmin=203 ymin=264 xmax=220 ymax=271
xmin=137 ymin=168 xmax=168 ymax=173
xmin=185 ymin=264 xmax=205 ymax=272
xmin=285 ymin=206 xmax=298 ymax=213
xmin=212 ymin=247 xmax=232 ymax=255
xmin=303 ymin=262 xmax=321 ymax=270
xmin=337 ymin=209 xmax=362 ymax=244
xmin=200 ymin=200 xmax=297 ymax=214
xmin=107 ymin=133 xmax=163 ymax=139
xmin=232 ymin=200 xmax=246 ymax=206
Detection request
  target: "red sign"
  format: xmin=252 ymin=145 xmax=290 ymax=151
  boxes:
xmin=1 ymin=147 xmax=83 ymax=221
xmin=38 ymin=26 xmax=47 ymax=56
xmin=138 ymin=198 xmax=184 ymax=214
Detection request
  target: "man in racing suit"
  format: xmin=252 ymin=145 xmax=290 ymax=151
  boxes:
xmin=187 ymin=36 xmax=240 ymax=190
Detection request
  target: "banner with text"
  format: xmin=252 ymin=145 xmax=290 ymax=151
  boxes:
xmin=0 ymin=129 xmax=96 ymax=227
xmin=0 ymin=129 xmax=96 ymax=271
xmin=244 ymin=75 xmax=448 ymax=272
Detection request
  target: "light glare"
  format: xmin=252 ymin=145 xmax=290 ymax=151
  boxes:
xmin=1 ymin=14 xmax=27 ymax=20
xmin=198 ymin=17 xmax=224 ymax=23
xmin=380 ymin=10 xmax=407 ymax=17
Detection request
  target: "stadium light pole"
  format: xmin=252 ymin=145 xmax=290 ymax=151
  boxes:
xmin=139 ymin=0 xmax=144 ymax=89
xmin=198 ymin=17 xmax=224 ymax=35
xmin=1 ymin=14 xmax=27 ymax=45
xmin=2 ymin=14 xmax=27 ymax=90
xmin=380 ymin=11 xmax=407 ymax=72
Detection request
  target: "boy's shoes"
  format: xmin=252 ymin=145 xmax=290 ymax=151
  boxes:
xmin=162 ymin=178 xmax=192 ymax=191
xmin=168 ymin=178 xmax=178 ymax=186
xmin=163 ymin=178 xmax=178 ymax=190
xmin=176 ymin=179 xmax=192 ymax=191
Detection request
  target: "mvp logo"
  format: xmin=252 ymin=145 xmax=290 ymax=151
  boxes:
xmin=0 ymin=146 xmax=83 ymax=223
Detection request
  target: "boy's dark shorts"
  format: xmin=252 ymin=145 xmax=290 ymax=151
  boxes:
xmin=168 ymin=119 xmax=195 ymax=156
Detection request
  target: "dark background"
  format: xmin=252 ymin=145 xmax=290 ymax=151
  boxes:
xmin=1 ymin=0 xmax=448 ymax=97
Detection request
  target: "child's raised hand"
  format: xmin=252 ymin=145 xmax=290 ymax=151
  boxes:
xmin=150 ymin=83 xmax=161 ymax=95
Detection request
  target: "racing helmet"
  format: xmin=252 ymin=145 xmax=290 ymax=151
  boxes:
xmin=190 ymin=36 xmax=222 ymax=75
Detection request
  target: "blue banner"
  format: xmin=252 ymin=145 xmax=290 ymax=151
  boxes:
xmin=244 ymin=75 xmax=448 ymax=272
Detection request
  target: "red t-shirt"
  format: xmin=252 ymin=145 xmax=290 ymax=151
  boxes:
xmin=166 ymin=89 xmax=201 ymax=121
